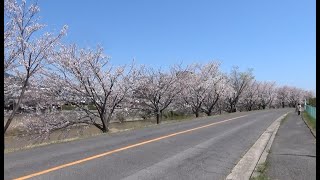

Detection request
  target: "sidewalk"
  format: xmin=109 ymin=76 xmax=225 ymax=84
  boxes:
xmin=266 ymin=112 xmax=316 ymax=180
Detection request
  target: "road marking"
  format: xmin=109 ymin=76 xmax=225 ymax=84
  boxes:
xmin=14 ymin=114 xmax=248 ymax=180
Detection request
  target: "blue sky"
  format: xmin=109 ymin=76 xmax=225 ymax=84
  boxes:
xmin=37 ymin=0 xmax=315 ymax=92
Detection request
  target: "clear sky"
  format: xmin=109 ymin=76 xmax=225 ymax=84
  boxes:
xmin=36 ymin=0 xmax=316 ymax=92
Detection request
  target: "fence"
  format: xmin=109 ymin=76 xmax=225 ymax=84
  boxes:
xmin=305 ymin=105 xmax=316 ymax=120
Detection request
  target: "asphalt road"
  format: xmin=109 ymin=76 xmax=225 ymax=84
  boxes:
xmin=4 ymin=108 xmax=291 ymax=180
xmin=266 ymin=112 xmax=316 ymax=180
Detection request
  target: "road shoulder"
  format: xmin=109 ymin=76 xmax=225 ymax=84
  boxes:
xmin=265 ymin=112 xmax=316 ymax=180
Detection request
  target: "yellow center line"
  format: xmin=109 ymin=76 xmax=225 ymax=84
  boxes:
xmin=14 ymin=114 xmax=248 ymax=180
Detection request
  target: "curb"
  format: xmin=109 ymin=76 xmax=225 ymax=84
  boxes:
xmin=250 ymin=113 xmax=283 ymax=179
xmin=301 ymin=112 xmax=316 ymax=138
xmin=225 ymin=113 xmax=288 ymax=180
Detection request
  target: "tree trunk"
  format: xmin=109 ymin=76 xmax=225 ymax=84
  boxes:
xmin=156 ymin=113 xmax=160 ymax=124
xmin=4 ymin=79 xmax=29 ymax=134
xmin=99 ymin=113 xmax=109 ymax=133
xmin=206 ymin=96 xmax=219 ymax=116
xmin=228 ymin=103 xmax=237 ymax=113
xmin=101 ymin=122 xmax=108 ymax=133
xmin=195 ymin=111 xmax=199 ymax=118
xmin=101 ymin=126 xmax=108 ymax=133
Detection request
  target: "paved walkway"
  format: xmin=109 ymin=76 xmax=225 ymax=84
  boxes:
xmin=266 ymin=112 xmax=316 ymax=180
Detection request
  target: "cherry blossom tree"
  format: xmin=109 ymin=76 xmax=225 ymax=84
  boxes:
xmin=225 ymin=66 xmax=254 ymax=113
xmin=179 ymin=62 xmax=222 ymax=117
xmin=213 ymin=89 xmax=227 ymax=114
xmin=303 ymin=90 xmax=315 ymax=102
xmin=286 ymin=87 xmax=303 ymax=107
xmin=4 ymin=0 xmax=19 ymax=72
xmin=303 ymin=90 xmax=315 ymax=106
xmin=41 ymin=44 xmax=136 ymax=133
xmin=201 ymin=74 xmax=227 ymax=116
xmin=276 ymin=86 xmax=290 ymax=108
xmin=239 ymin=80 xmax=259 ymax=111
xmin=131 ymin=65 xmax=184 ymax=124
xmin=257 ymin=81 xmax=276 ymax=109
xmin=4 ymin=0 xmax=67 ymax=134
xmin=179 ymin=64 xmax=207 ymax=117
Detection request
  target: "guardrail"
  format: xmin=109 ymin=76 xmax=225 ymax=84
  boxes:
xmin=305 ymin=105 xmax=316 ymax=120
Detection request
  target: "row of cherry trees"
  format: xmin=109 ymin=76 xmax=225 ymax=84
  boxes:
xmin=4 ymin=0 xmax=314 ymax=137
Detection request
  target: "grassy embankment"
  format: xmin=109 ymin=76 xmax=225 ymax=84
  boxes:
xmin=4 ymin=111 xmax=198 ymax=152
xmin=302 ymin=111 xmax=316 ymax=134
